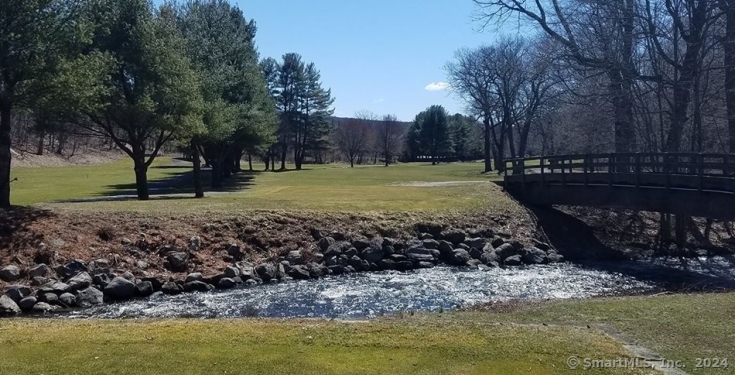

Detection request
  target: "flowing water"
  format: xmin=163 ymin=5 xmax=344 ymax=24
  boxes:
xmin=65 ymin=255 xmax=735 ymax=319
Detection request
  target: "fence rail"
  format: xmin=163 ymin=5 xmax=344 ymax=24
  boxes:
xmin=503 ymin=153 xmax=735 ymax=194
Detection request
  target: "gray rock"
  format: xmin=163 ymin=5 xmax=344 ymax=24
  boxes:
xmin=416 ymin=261 xmax=435 ymax=269
xmin=418 ymin=233 xmax=434 ymax=240
xmin=93 ymin=273 xmax=110 ymax=288
xmin=32 ymin=302 xmax=58 ymax=313
xmin=312 ymin=252 xmax=324 ymax=263
xmin=63 ymin=259 xmax=88 ymax=278
xmin=317 ymin=237 xmax=335 ymax=252
xmin=360 ymin=259 xmax=371 ymax=272
xmin=161 ymin=282 xmax=182 ymax=295
xmin=395 ymin=261 xmax=414 ymax=271
xmin=324 ymin=242 xmax=344 ymax=257
xmin=4 ymin=285 xmax=32 ymax=303
xmin=167 ymin=252 xmax=188 ymax=272
xmin=458 ymin=243 xmax=471 ymax=251
xmin=465 ymin=238 xmax=486 ymax=250
xmin=238 ymin=265 xmax=255 ymax=280
xmin=546 ymin=251 xmax=565 ymax=263
xmin=468 ymin=247 xmax=484 ymax=259
xmin=121 ymin=237 xmax=133 ymax=246
xmin=348 ymin=255 xmax=364 ymax=271
xmin=185 ymin=273 xmax=203 ymax=283
xmin=135 ymin=281 xmax=154 ymax=297
xmin=255 ymin=264 xmax=277 ymax=282
xmin=288 ymin=265 xmax=311 ymax=280
xmin=378 ymin=259 xmax=396 ymax=270
xmin=438 ymin=240 xmax=454 ymax=256
xmin=310 ymin=228 xmax=325 ymax=241
xmin=441 ymin=229 xmax=466 ymax=245
xmin=344 ymin=247 xmax=358 ymax=258
xmin=136 ymin=261 xmax=149 ymax=270
xmin=452 ymin=249 xmax=472 ymax=265
xmin=38 ymin=293 xmax=59 ymax=305
xmin=28 ymin=264 xmax=49 ymax=278
xmin=495 ymin=243 xmax=516 ymax=259
xmin=30 ymin=276 xmax=49 ymax=287
xmin=480 ymin=251 xmax=499 ymax=265
xmin=285 ymin=250 xmax=304 ymax=264
xmin=361 ymin=242 xmax=385 ymax=263
xmin=0 ymin=265 xmax=21 ymax=282
xmin=183 ymin=280 xmax=214 ymax=292
xmin=104 ymin=277 xmax=136 ymax=300
xmin=223 ymin=266 xmax=240 ymax=278
xmin=467 ymin=259 xmax=483 ymax=267
xmin=327 ymin=265 xmax=344 ymax=275
xmin=142 ymin=276 xmax=166 ymax=291
xmin=217 ymin=278 xmax=236 ymax=289
xmin=406 ymin=247 xmax=435 ymax=262
xmin=67 ymin=272 xmax=92 ymax=291
xmin=0 ymin=295 xmax=20 ymax=316
xmin=351 ymin=237 xmax=370 ymax=250
xmin=504 ymin=255 xmax=523 ymax=266
xmin=18 ymin=296 xmax=37 ymax=311
xmin=227 ymin=244 xmax=244 ymax=260
xmin=532 ymin=239 xmax=551 ymax=251
xmin=39 ymin=281 xmax=71 ymax=294
xmin=122 ymin=271 xmax=136 ymax=282
xmin=522 ymin=247 xmax=548 ymax=264
xmin=76 ymin=287 xmax=104 ymax=307
xmin=422 ymin=239 xmax=440 ymax=250
xmin=58 ymin=293 xmax=76 ymax=307
xmin=491 ymin=237 xmax=505 ymax=248
xmin=88 ymin=259 xmax=110 ymax=275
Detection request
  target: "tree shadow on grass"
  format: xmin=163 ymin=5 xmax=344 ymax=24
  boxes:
xmin=0 ymin=206 xmax=53 ymax=256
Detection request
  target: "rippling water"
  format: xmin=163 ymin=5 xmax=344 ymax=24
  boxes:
xmin=66 ymin=256 xmax=735 ymax=319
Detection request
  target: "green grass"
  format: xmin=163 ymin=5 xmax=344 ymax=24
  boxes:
xmin=0 ymin=318 xmax=646 ymax=375
xmin=11 ymin=158 xmax=513 ymax=213
xmin=419 ymin=293 xmax=735 ymax=375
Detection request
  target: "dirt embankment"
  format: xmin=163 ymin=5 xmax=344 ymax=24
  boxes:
xmin=0 ymin=207 xmax=535 ymax=287
xmin=10 ymin=149 xmax=125 ymax=168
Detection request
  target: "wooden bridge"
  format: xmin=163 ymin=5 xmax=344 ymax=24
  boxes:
xmin=502 ymin=153 xmax=735 ymax=220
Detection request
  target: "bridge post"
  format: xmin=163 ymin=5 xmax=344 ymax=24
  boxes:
xmin=583 ymin=154 xmax=589 ymax=186
xmin=608 ymin=155 xmax=613 ymax=187
xmin=540 ymin=157 xmax=545 ymax=188
xmin=665 ymin=153 xmax=671 ymax=191
xmin=698 ymin=153 xmax=703 ymax=192
xmin=561 ymin=158 xmax=566 ymax=186
xmin=635 ymin=153 xmax=641 ymax=188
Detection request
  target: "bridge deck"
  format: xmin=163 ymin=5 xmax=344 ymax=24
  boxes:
xmin=503 ymin=153 xmax=735 ymax=219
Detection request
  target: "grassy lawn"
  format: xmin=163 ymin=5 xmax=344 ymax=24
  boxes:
xmin=0 ymin=318 xmax=646 ymax=375
xmin=11 ymin=158 xmax=512 ymax=213
xmin=417 ymin=293 xmax=735 ymax=375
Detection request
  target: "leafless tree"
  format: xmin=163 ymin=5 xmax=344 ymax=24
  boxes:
xmin=375 ymin=114 xmax=404 ymax=166
xmin=335 ymin=117 xmax=370 ymax=168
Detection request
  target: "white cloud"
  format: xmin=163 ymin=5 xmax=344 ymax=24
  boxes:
xmin=372 ymin=98 xmax=385 ymax=103
xmin=424 ymin=82 xmax=450 ymax=92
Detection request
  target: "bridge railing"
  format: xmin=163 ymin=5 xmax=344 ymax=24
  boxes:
xmin=503 ymin=153 xmax=735 ymax=193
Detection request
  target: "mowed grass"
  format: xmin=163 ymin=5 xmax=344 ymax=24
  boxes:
xmin=421 ymin=293 xmax=735 ymax=375
xmin=11 ymin=158 xmax=513 ymax=213
xmin=0 ymin=318 xmax=647 ymax=375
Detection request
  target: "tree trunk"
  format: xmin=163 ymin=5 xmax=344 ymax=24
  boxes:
xmin=248 ymin=154 xmax=253 ymax=171
xmin=192 ymin=142 xmax=204 ymax=198
xmin=223 ymin=154 xmax=232 ymax=179
xmin=0 ymin=99 xmax=12 ymax=208
xmin=484 ymin=118 xmax=492 ymax=172
xmin=211 ymin=159 xmax=223 ymax=189
xmin=722 ymin=0 xmax=735 ymax=152
xmin=280 ymin=144 xmax=287 ymax=170
xmin=36 ymin=129 xmax=45 ymax=155
xmin=609 ymin=70 xmax=636 ymax=154
xmin=133 ymin=156 xmax=150 ymax=201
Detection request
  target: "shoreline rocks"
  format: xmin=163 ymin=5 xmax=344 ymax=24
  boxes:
xmin=1 ymin=227 xmax=564 ymax=317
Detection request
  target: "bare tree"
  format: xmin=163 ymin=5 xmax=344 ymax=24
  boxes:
xmin=335 ymin=118 xmax=369 ymax=168
xmin=375 ymin=114 xmax=404 ymax=166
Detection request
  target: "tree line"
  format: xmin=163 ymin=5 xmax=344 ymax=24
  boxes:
xmin=448 ymin=0 xmax=735 ymax=174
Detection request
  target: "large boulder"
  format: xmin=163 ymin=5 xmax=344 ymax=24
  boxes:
xmin=167 ymin=252 xmax=188 ymax=272
xmin=546 ymin=250 xmax=565 ymax=263
xmin=104 ymin=277 xmax=136 ymax=300
xmin=185 ymin=273 xmax=203 ymax=283
xmin=451 ymin=249 xmax=472 ymax=266
xmin=67 ymin=272 xmax=93 ymax=291
xmin=317 ymin=237 xmax=335 ymax=252
xmin=285 ymin=250 xmax=304 ymax=265
xmin=504 ymin=255 xmax=523 ymax=266
xmin=227 ymin=244 xmax=244 ymax=261
xmin=39 ymin=281 xmax=71 ymax=295
xmin=491 ymin=237 xmax=505 ymax=248
xmin=288 ymin=265 xmax=311 ymax=280
xmin=0 ymin=295 xmax=20 ymax=316
xmin=58 ymin=293 xmax=77 ymax=307
xmin=468 ymin=247 xmax=484 ymax=260
xmin=88 ymin=259 xmax=110 ymax=276
xmin=217 ymin=278 xmax=236 ymax=290
xmin=406 ymin=247 xmax=435 ymax=263
xmin=4 ymin=285 xmax=32 ymax=303
xmin=348 ymin=255 xmax=364 ymax=271
xmin=183 ymin=281 xmax=214 ymax=293
xmin=495 ymin=243 xmax=516 ymax=260
xmin=134 ymin=281 xmax=154 ymax=297
xmin=378 ymin=259 xmax=396 ymax=270
xmin=351 ymin=237 xmax=370 ymax=250
xmin=324 ymin=242 xmax=345 ymax=257
xmin=60 ymin=259 xmax=87 ymax=279
xmin=76 ymin=287 xmax=104 ymax=307
xmin=255 ymin=264 xmax=277 ymax=282
xmin=141 ymin=276 xmax=166 ymax=292
xmin=441 ymin=229 xmax=466 ymax=245
xmin=223 ymin=266 xmax=240 ymax=279
xmin=161 ymin=282 xmax=182 ymax=295
xmin=38 ymin=293 xmax=59 ymax=305
xmin=522 ymin=248 xmax=548 ymax=264
xmin=422 ymin=239 xmax=440 ymax=250
xmin=438 ymin=240 xmax=454 ymax=258
xmin=0 ymin=265 xmax=21 ymax=282
xmin=361 ymin=241 xmax=385 ymax=263
xmin=31 ymin=302 xmax=59 ymax=313
xmin=480 ymin=251 xmax=499 ymax=265
xmin=28 ymin=264 xmax=49 ymax=278
xmin=465 ymin=238 xmax=486 ymax=250
xmin=18 ymin=296 xmax=37 ymax=311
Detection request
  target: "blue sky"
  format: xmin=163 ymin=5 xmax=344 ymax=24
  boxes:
xmin=239 ymin=0 xmax=505 ymax=121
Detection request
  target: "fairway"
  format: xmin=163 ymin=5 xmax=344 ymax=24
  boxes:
xmin=10 ymin=158 xmax=515 ymax=214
